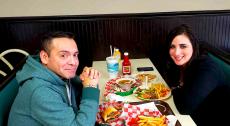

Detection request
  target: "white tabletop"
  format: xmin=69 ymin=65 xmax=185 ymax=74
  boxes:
xmin=93 ymin=58 xmax=197 ymax=126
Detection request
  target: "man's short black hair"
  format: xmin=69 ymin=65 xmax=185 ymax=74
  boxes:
xmin=40 ymin=31 xmax=75 ymax=54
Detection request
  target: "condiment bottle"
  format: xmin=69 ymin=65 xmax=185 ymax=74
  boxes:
xmin=113 ymin=48 xmax=121 ymax=62
xmin=122 ymin=52 xmax=131 ymax=75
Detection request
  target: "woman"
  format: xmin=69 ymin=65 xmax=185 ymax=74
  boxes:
xmin=164 ymin=24 xmax=227 ymax=125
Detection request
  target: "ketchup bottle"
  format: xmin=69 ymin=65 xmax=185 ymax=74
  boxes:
xmin=122 ymin=52 xmax=131 ymax=75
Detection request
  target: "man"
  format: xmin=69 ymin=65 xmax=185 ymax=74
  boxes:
xmin=8 ymin=31 xmax=101 ymax=126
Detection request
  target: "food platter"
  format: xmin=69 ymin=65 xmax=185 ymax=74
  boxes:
xmin=135 ymin=73 xmax=157 ymax=82
xmin=96 ymin=101 xmax=124 ymax=125
xmin=104 ymin=77 xmax=142 ymax=97
xmin=133 ymin=83 xmax=171 ymax=100
xmin=96 ymin=101 xmax=181 ymax=126
xmin=104 ymin=74 xmax=171 ymax=102
xmin=115 ymin=78 xmax=136 ymax=91
xmin=128 ymin=100 xmax=181 ymax=126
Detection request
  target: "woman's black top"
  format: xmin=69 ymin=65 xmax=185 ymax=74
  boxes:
xmin=165 ymin=54 xmax=229 ymax=125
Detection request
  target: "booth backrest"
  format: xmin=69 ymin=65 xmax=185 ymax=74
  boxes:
xmin=0 ymin=76 xmax=19 ymax=126
xmin=208 ymin=53 xmax=230 ymax=85
xmin=200 ymin=42 xmax=230 ymax=85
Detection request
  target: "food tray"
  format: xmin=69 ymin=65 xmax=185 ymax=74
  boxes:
xmin=95 ymin=100 xmax=181 ymax=126
xmin=129 ymin=100 xmax=181 ymax=126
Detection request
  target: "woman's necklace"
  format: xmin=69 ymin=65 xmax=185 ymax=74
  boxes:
xmin=179 ymin=70 xmax=184 ymax=87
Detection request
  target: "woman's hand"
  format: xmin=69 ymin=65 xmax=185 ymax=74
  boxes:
xmin=80 ymin=67 xmax=101 ymax=88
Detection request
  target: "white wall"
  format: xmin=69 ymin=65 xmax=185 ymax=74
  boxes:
xmin=1 ymin=0 xmax=230 ymax=17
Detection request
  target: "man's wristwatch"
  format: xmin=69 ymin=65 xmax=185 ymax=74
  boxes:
xmin=85 ymin=84 xmax=97 ymax=88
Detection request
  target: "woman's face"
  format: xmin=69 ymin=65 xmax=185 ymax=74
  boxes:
xmin=169 ymin=34 xmax=193 ymax=66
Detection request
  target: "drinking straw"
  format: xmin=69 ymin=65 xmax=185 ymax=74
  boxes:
xmin=145 ymin=76 xmax=148 ymax=89
xmin=110 ymin=45 xmax=113 ymax=56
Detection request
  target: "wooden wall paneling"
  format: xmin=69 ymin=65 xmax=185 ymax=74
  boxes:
xmin=0 ymin=11 xmax=230 ymax=75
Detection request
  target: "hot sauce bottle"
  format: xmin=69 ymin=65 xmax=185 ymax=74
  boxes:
xmin=122 ymin=52 xmax=131 ymax=75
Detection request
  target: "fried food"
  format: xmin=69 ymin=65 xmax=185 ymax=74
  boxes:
xmin=135 ymin=83 xmax=171 ymax=100
xmin=101 ymin=106 xmax=122 ymax=123
xmin=136 ymin=73 xmax=156 ymax=82
xmin=128 ymin=115 xmax=167 ymax=126
xmin=138 ymin=115 xmax=167 ymax=126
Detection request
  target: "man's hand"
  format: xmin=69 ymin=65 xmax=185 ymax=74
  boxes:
xmin=80 ymin=67 xmax=101 ymax=88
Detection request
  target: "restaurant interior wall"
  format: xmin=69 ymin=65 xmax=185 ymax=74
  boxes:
xmin=0 ymin=10 xmax=230 ymax=75
xmin=0 ymin=0 xmax=230 ymax=17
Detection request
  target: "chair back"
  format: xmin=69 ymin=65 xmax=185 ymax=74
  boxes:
xmin=208 ymin=53 xmax=230 ymax=85
xmin=0 ymin=49 xmax=29 ymax=77
xmin=0 ymin=75 xmax=19 ymax=126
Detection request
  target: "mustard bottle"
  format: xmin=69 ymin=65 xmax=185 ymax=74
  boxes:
xmin=113 ymin=48 xmax=121 ymax=62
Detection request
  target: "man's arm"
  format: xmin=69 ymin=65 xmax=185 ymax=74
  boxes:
xmin=31 ymin=86 xmax=99 ymax=126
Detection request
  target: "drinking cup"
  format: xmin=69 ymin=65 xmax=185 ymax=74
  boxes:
xmin=106 ymin=56 xmax=119 ymax=79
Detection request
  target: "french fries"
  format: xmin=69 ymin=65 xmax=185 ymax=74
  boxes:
xmin=137 ymin=115 xmax=166 ymax=126
xmin=149 ymin=83 xmax=170 ymax=98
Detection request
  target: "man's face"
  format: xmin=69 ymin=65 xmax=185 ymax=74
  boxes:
xmin=40 ymin=37 xmax=79 ymax=79
xmin=169 ymin=34 xmax=193 ymax=66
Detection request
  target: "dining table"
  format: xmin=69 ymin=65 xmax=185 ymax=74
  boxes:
xmin=93 ymin=58 xmax=197 ymax=126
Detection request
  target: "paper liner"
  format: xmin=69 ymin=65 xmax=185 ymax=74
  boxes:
xmin=96 ymin=101 xmax=171 ymax=126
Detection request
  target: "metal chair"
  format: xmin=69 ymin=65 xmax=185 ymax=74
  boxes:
xmin=0 ymin=49 xmax=29 ymax=125
xmin=0 ymin=49 xmax=29 ymax=77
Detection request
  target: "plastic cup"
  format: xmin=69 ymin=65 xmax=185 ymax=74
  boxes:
xmin=106 ymin=56 xmax=119 ymax=79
